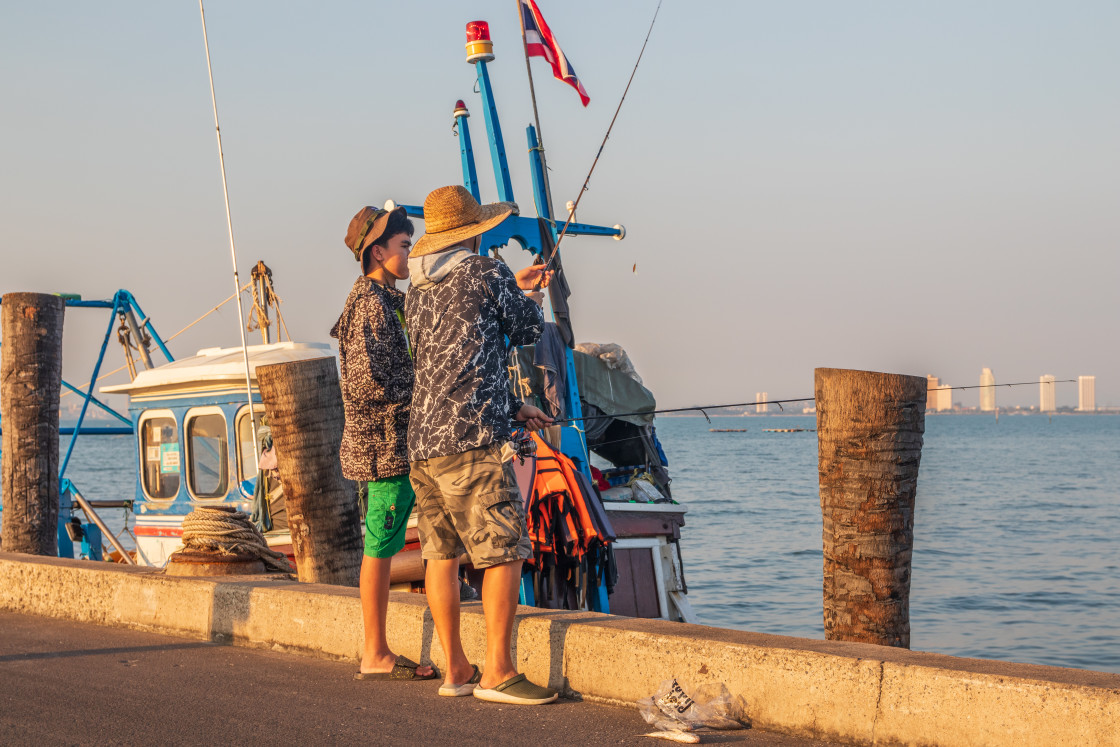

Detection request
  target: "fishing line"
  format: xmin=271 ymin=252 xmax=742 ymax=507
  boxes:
xmin=549 ymin=379 xmax=1078 ymax=426
xmin=198 ymin=0 xmax=260 ymax=454
xmin=936 ymin=379 xmax=1075 ymax=391
xmin=536 ymin=0 xmax=663 ymax=286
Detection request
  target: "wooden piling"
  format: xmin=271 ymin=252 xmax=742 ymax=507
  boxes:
xmin=815 ymin=367 xmax=926 ymax=648
xmin=1 ymin=293 xmax=66 ymax=555
xmin=256 ymin=356 xmax=361 ymax=586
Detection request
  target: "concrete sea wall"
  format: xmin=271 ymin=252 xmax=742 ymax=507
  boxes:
xmin=1 ymin=552 xmax=1116 ymax=746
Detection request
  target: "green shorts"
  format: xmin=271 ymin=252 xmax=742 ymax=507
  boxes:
xmin=364 ymin=474 xmax=415 ymax=559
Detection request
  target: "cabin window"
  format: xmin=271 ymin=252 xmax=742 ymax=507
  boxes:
xmin=235 ymin=405 xmax=266 ymax=483
xmin=186 ymin=409 xmax=229 ymax=499
xmin=139 ymin=412 xmax=180 ymax=500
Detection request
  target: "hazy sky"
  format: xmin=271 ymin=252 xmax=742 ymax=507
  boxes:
xmin=2 ymin=1 xmax=1117 ymax=410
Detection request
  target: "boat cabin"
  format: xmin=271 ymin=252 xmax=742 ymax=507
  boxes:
xmin=101 ymin=341 xmax=330 ymax=566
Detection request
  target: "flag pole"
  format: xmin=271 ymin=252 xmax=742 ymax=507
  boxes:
xmin=518 ymin=0 xmax=557 ymax=226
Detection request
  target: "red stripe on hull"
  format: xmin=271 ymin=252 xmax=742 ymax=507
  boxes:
xmin=135 ymin=527 xmax=183 ymax=538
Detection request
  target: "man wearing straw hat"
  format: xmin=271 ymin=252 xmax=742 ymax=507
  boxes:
xmin=406 ymin=185 xmax=557 ymax=705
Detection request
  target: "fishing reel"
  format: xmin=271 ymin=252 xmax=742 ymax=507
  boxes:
xmin=512 ymin=429 xmax=536 ymax=465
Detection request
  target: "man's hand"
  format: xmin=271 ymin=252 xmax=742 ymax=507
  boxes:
xmin=514 ymin=264 xmax=553 ymax=291
xmin=515 ymin=404 xmax=553 ymax=431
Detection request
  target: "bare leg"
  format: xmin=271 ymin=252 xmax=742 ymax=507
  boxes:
xmin=359 ymin=555 xmax=433 ymax=676
xmin=478 ymin=559 xmax=523 ymax=689
xmin=425 ymin=557 xmax=473 ymax=686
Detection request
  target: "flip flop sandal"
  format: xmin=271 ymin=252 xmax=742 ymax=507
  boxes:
xmin=472 ymin=673 xmax=558 ymax=705
xmin=354 ymin=655 xmax=438 ymax=681
xmin=438 ymin=664 xmax=482 ymax=697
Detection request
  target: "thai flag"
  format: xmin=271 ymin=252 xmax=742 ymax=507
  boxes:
xmin=520 ymin=0 xmax=590 ymax=107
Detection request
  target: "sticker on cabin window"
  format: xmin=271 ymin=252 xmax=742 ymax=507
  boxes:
xmin=146 ymin=446 xmax=160 ymax=462
xmin=151 ymin=425 xmax=162 ymax=442
xmin=160 ymin=443 xmax=181 ymax=474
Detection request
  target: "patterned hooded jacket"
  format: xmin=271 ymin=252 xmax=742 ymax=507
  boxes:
xmin=330 ymin=276 xmax=413 ymax=481
xmin=405 ymin=249 xmax=544 ymax=461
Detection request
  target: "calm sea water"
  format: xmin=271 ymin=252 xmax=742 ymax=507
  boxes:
xmin=15 ymin=413 xmax=1120 ymax=673
xmin=657 ymin=414 xmax=1120 ymax=673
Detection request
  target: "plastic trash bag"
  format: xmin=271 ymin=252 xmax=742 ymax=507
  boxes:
xmin=637 ymin=679 xmax=750 ymax=732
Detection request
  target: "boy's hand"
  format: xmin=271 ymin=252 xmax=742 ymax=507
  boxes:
xmin=515 ymin=404 xmax=553 ymax=431
xmin=524 ymin=291 xmax=545 ymax=306
xmin=515 ymin=264 xmax=553 ymax=291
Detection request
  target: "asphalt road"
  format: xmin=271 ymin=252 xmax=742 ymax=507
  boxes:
xmin=0 ymin=611 xmax=836 ymax=746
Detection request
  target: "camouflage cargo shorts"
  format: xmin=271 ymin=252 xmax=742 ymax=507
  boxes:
xmin=409 ymin=442 xmax=532 ymax=569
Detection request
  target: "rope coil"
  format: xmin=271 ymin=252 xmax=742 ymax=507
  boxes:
xmin=175 ymin=506 xmax=293 ymax=573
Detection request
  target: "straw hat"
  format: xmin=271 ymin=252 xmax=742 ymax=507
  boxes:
xmin=412 ymin=185 xmax=517 ymax=257
xmin=344 ymin=205 xmax=405 ymax=263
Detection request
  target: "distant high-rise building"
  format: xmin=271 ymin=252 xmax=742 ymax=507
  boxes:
xmin=1039 ymin=375 xmax=1056 ymax=412
xmin=979 ymin=368 xmax=996 ymax=411
xmin=1078 ymin=376 xmax=1096 ymax=412
xmin=926 ymin=376 xmax=951 ymax=411
xmin=936 ymin=385 xmax=952 ymax=411
xmin=756 ymin=391 xmax=769 ymax=414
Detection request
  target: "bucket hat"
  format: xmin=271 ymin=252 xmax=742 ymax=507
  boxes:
xmin=345 ymin=205 xmax=406 ymax=262
xmin=411 ymin=185 xmax=517 ymax=257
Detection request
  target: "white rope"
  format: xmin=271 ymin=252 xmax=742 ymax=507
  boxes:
xmin=175 ymin=506 xmax=293 ymax=573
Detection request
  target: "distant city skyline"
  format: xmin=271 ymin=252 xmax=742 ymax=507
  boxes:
xmin=919 ymin=369 xmax=1103 ymax=412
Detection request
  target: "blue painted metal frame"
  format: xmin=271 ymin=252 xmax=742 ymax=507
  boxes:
xmin=455 ymin=109 xmax=481 ymax=201
xmin=60 ymin=378 xmax=132 ymax=426
xmin=393 ymin=54 xmax=624 ymax=612
xmin=474 ymin=60 xmax=515 ymax=202
xmin=57 ymin=291 xmax=173 ymax=481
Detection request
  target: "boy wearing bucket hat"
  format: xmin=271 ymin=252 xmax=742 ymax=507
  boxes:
xmin=405 ymin=185 xmax=557 ymax=705
xmin=331 ymin=205 xmax=436 ymax=682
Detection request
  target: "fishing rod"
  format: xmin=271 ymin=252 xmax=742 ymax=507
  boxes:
xmin=546 ymin=379 xmax=1079 ymax=426
xmin=553 ymin=397 xmax=815 ymax=425
xmin=198 ymin=0 xmax=260 ymax=454
xmin=535 ymin=0 xmax=663 ymax=287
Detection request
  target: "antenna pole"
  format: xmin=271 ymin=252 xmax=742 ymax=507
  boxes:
xmin=198 ymin=0 xmax=260 ymax=455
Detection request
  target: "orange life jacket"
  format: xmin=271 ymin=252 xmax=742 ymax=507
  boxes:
xmin=525 ymin=432 xmax=607 ymax=566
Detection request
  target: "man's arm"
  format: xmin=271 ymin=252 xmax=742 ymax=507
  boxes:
xmin=491 ymin=262 xmax=545 ymax=347
xmin=515 ymin=403 xmax=551 ymax=431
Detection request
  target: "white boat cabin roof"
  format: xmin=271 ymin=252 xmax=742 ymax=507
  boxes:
xmin=101 ymin=341 xmax=333 ymax=396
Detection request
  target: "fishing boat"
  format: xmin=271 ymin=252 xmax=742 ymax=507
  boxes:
xmin=0 ymin=16 xmax=694 ymax=623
